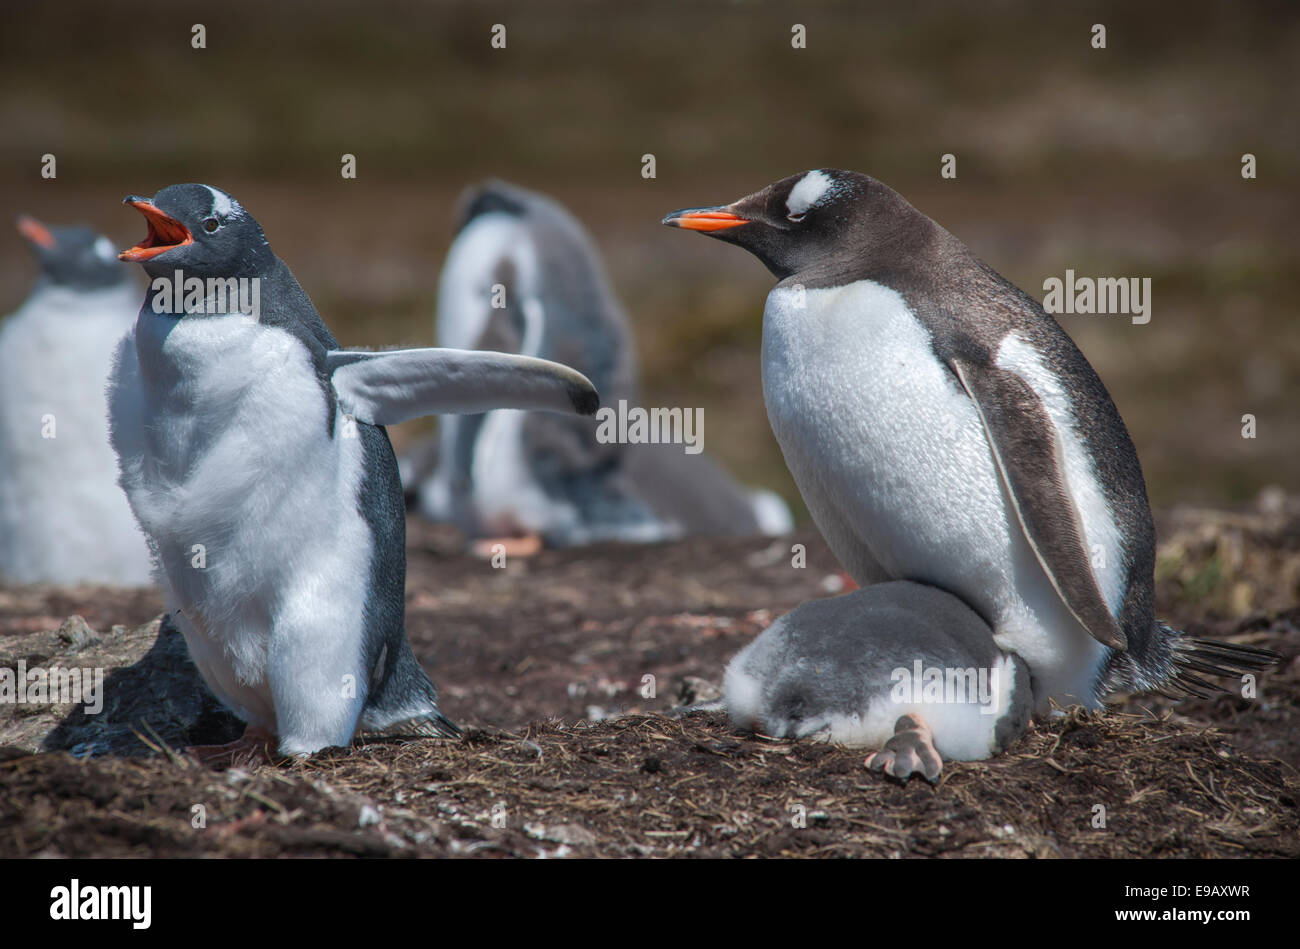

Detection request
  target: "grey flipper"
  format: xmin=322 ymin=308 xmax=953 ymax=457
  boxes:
xmin=949 ymin=357 xmax=1127 ymax=650
xmin=328 ymin=347 xmax=599 ymax=425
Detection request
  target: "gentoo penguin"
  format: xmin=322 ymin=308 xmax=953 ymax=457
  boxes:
xmin=0 ymin=216 xmax=152 ymax=586
xmin=725 ymin=581 xmax=1034 ymax=781
xmin=666 ymin=170 xmax=1275 ymax=712
xmin=409 ymin=180 xmax=791 ymax=550
xmin=108 ymin=183 xmax=599 ymax=761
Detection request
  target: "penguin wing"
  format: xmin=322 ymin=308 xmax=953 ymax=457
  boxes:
xmin=949 ymin=357 xmax=1127 ymax=650
xmin=327 ymin=348 xmax=599 ymax=426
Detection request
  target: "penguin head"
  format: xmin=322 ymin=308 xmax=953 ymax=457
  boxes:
xmin=119 ymin=183 xmax=271 ymax=279
xmin=663 ymin=169 xmax=919 ymax=280
xmin=16 ymin=216 xmax=126 ymax=290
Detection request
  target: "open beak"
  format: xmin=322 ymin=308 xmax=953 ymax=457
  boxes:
xmin=16 ymin=215 xmax=56 ymax=250
xmin=119 ymin=197 xmax=193 ymax=262
xmin=661 ymin=206 xmax=749 ymax=232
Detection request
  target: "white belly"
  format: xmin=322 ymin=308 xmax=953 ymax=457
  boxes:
xmin=761 ymin=281 xmax=1110 ymax=707
xmin=108 ymin=312 xmax=373 ymax=741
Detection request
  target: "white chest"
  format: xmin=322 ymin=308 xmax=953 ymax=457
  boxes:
xmin=761 ymin=281 xmax=1009 ymax=581
xmin=109 ymin=313 xmax=372 ymax=712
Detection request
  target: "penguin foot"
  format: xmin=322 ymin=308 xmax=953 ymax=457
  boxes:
xmin=188 ymin=726 xmax=280 ymax=769
xmin=865 ymin=714 xmax=943 ymax=783
xmin=471 ymin=533 xmax=543 ymax=559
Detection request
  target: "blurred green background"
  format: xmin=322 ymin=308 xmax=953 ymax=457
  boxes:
xmin=2 ymin=0 xmax=1296 ymax=519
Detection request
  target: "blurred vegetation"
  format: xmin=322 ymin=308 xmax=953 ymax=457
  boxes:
xmin=2 ymin=0 xmax=1296 ymax=518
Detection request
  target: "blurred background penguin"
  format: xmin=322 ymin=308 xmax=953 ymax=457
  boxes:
xmin=403 ymin=180 xmax=792 ymax=554
xmin=0 ymin=216 xmax=151 ymax=586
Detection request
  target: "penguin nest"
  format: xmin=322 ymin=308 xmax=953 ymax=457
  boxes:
xmin=1 ymin=507 xmax=1297 ymax=858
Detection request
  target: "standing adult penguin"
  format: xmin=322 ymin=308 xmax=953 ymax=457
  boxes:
xmin=0 ymin=216 xmax=152 ymax=586
xmin=409 ymin=180 xmax=791 ymax=552
xmin=665 ymin=170 xmax=1274 ymax=713
xmin=109 ymin=183 xmax=599 ymax=762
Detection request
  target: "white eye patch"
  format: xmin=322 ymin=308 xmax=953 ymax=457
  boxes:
xmin=785 ymin=170 xmax=833 ymax=217
xmin=94 ymin=236 xmax=116 ymax=262
xmin=205 ymin=185 xmax=239 ymax=219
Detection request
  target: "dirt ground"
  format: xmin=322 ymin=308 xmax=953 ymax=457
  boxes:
xmin=1 ymin=496 xmax=1297 ymax=859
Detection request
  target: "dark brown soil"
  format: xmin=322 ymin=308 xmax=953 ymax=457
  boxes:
xmin=1 ymin=499 xmax=1298 ymax=858
xmin=2 ymin=708 xmax=1294 ymax=859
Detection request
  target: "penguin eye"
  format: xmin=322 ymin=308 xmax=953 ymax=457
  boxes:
xmin=787 ymin=211 xmax=807 ymax=223
xmin=203 ymin=218 xmax=220 ymax=233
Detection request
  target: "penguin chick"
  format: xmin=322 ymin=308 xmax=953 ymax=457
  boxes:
xmin=109 ymin=183 xmax=599 ymax=762
xmin=724 ymin=581 xmax=1033 ymax=782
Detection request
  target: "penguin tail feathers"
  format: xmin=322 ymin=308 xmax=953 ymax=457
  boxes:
xmin=360 ymin=703 xmax=462 ymax=741
xmin=1101 ymin=623 xmax=1280 ymax=700
xmin=1160 ymin=628 xmax=1279 ymax=700
xmin=389 ymin=710 xmax=462 ymax=740
xmin=359 ymin=640 xmax=462 ymax=740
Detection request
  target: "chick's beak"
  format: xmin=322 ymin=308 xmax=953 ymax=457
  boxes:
xmin=119 ymin=197 xmax=193 ymax=262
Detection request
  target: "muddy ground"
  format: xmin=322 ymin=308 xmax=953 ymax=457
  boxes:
xmin=1 ymin=496 xmax=1297 ymax=859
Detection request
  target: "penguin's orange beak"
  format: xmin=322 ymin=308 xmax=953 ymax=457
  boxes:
xmin=120 ymin=198 xmax=193 ymax=262
xmin=16 ymin=215 xmax=56 ymax=249
xmin=661 ymin=207 xmax=749 ymax=232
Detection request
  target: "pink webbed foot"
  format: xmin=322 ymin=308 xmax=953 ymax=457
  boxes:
xmin=864 ymin=713 xmax=943 ymax=783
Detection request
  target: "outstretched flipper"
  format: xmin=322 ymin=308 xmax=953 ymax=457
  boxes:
xmin=949 ymin=357 xmax=1127 ymax=650
xmin=328 ymin=347 xmax=599 ymax=426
